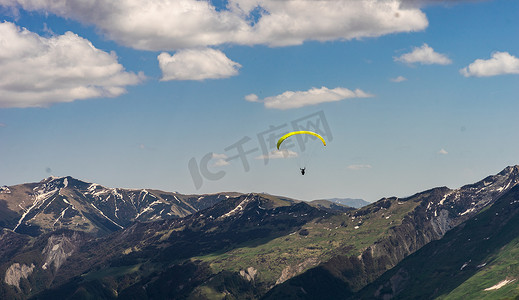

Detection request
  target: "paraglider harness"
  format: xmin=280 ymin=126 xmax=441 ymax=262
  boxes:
xmin=276 ymin=131 xmax=325 ymax=177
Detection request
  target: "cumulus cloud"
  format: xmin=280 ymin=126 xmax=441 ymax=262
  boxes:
xmin=0 ymin=22 xmax=142 ymax=108
xmin=395 ymin=43 xmax=452 ymax=65
xmin=437 ymin=148 xmax=448 ymax=155
xmin=400 ymin=0 xmax=490 ymax=8
xmin=255 ymin=150 xmax=298 ymax=160
xmin=212 ymin=153 xmax=230 ymax=167
xmin=244 ymin=94 xmax=259 ymax=102
xmin=247 ymin=86 xmax=373 ymax=110
xmin=460 ymin=52 xmax=519 ymax=77
xmin=158 ymin=48 xmax=241 ymax=81
xmin=390 ymin=76 xmax=407 ymax=82
xmin=1 ymin=0 xmax=428 ymax=50
xmin=232 ymin=0 xmax=428 ymax=47
xmin=347 ymin=164 xmax=372 ymax=170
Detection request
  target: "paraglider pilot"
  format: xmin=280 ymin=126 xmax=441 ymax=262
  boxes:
xmin=300 ymin=168 xmax=306 ymax=175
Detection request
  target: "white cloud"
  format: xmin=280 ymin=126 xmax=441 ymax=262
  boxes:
xmin=460 ymin=52 xmax=519 ymax=77
xmin=399 ymin=0 xmax=489 ymax=8
xmin=395 ymin=43 xmax=452 ymax=65
xmin=438 ymin=148 xmax=448 ymax=155
xmin=0 ymin=22 xmax=142 ymax=108
xmin=255 ymin=150 xmax=298 ymax=160
xmin=233 ymin=0 xmax=428 ymax=47
xmin=347 ymin=164 xmax=372 ymax=170
xmin=158 ymin=48 xmax=241 ymax=81
xmin=1 ymin=0 xmax=429 ymax=50
xmin=390 ymin=76 xmax=407 ymax=82
xmin=247 ymin=86 xmax=373 ymax=110
xmin=0 ymin=122 xmax=6 ymax=127
xmin=212 ymin=153 xmax=230 ymax=167
xmin=244 ymin=94 xmax=259 ymax=102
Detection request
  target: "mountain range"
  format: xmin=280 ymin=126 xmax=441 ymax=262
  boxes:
xmin=0 ymin=166 xmax=518 ymax=299
xmin=0 ymin=176 xmax=239 ymax=237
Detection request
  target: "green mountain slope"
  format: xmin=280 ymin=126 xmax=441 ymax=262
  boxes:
xmin=264 ymin=166 xmax=519 ymax=299
xmin=356 ymin=184 xmax=519 ymax=299
xmin=3 ymin=194 xmax=328 ymax=299
xmin=1 ymin=166 xmax=518 ymax=299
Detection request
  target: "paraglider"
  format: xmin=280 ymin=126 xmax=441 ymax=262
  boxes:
xmin=277 ymin=131 xmax=326 ymax=175
xmin=276 ymin=131 xmax=326 ymax=150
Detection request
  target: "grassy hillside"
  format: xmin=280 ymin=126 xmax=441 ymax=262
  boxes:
xmin=438 ymin=237 xmax=519 ymax=300
xmin=356 ymin=185 xmax=519 ymax=299
xmin=3 ymin=166 xmax=518 ymax=299
xmin=192 ymin=195 xmax=420 ymax=294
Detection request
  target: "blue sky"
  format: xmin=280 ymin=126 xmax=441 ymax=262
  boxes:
xmin=0 ymin=0 xmax=518 ymax=202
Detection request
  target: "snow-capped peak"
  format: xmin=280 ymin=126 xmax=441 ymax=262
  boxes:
xmin=219 ymin=196 xmax=254 ymax=220
xmin=0 ymin=186 xmax=11 ymax=194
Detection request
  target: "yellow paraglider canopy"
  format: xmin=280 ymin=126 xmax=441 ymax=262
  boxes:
xmin=277 ymin=131 xmax=326 ymax=150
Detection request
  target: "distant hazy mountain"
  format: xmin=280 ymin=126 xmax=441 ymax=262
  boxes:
xmin=1 ymin=166 xmax=519 ymax=299
xmin=307 ymin=199 xmax=352 ymax=212
xmin=321 ymin=197 xmax=371 ymax=208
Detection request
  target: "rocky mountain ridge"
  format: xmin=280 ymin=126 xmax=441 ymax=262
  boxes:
xmin=0 ymin=193 xmax=330 ymax=299
xmin=264 ymin=165 xmax=519 ymax=298
xmin=356 ymin=183 xmax=519 ymax=299
xmin=0 ymin=176 xmax=239 ymax=237
xmin=0 ymin=166 xmax=518 ymax=299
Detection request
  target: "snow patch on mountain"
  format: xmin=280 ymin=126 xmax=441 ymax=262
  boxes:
xmin=439 ymin=191 xmax=453 ymax=205
xmin=87 ymin=183 xmax=105 ymax=197
xmin=90 ymin=203 xmax=124 ymax=229
xmin=460 ymin=260 xmax=470 ymax=270
xmin=139 ymin=189 xmax=149 ymax=200
xmin=53 ymin=207 xmax=70 ymax=226
xmin=114 ymin=198 xmax=120 ymax=219
xmin=14 ymin=188 xmax=59 ymax=231
xmin=460 ymin=207 xmax=475 ymax=216
xmin=484 ymin=279 xmax=515 ymax=291
xmin=135 ymin=200 xmax=162 ymax=219
xmin=220 ymin=196 xmax=252 ymax=219
xmin=111 ymin=188 xmax=123 ymax=200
